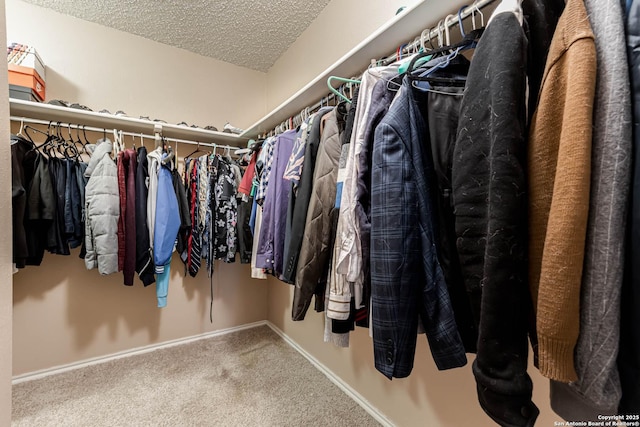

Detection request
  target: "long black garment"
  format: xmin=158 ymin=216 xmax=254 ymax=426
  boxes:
xmin=452 ymin=12 xmax=537 ymax=427
xmin=237 ymin=195 xmax=253 ymax=264
xmin=25 ymin=153 xmax=55 ymax=265
xmin=135 ymin=146 xmax=155 ymax=286
xmin=11 ymin=136 xmax=31 ymax=268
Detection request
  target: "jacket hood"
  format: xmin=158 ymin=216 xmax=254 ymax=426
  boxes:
xmin=85 ymin=138 xmax=113 ymax=177
xmin=147 ymin=147 xmax=163 ymax=161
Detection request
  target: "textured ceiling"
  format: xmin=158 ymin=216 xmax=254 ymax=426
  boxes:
xmin=21 ymin=0 xmax=333 ymax=72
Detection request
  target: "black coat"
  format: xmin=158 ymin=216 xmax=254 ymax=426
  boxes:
xmin=452 ymin=12 xmax=537 ymax=427
xmin=25 ymin=152 xmax=55 ymax=266
xmin=135 ymin=146 xmax=155 ymax=286
xmin=11 ymin=136 xmax=31 ymax=268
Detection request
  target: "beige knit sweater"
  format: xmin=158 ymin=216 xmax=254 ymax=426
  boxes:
xmin=528 ymin=0 xmax=596 ymax=383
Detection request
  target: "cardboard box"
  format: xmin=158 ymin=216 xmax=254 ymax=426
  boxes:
xmin=9 ymin=84 xmax=40 ymax=102
xmin=7 ymin=43 xmax=45 ymax=82
xmin=8 ymin=65 xmax=45 ymax=101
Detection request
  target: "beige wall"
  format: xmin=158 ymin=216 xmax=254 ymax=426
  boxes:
xmin=7 ymin=0 xmax=269 ymax=376
xmin=13 ymin=252 xmax=267 ymax=375
xmin=266 ymin=0 xmax=420 ymax=110
xmin=268 ymin=279 xmax=558 ymax=427
xmin=0 ymin=0 xmax=12 ymax=422
xmin=6 ymin=0 xmax=267 ymax=130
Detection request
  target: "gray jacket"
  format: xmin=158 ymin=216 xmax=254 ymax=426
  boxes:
xmin=84 ymin=139 xmax=120 ymax=275
xmin=293 ymin=109 xmax=342 ymax=320
xmin=550 ymin=0 xmax=632 ymax=419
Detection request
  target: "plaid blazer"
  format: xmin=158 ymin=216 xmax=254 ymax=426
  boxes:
xmin=370 ymin=79 xmax=467 ymax=379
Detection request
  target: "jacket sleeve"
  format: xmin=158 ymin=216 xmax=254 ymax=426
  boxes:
xmin=84 ymin=198 xmax=96 ymax=270
xmin=154 ymin=167 xmax=181 ymax=271
xmin=371 ymin=119 xmax=417 ymax=379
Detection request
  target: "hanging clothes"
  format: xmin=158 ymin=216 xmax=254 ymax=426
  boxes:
xmin=186 ymin=156 xmax=205 ymax=277
xmin=172 ymin=167 xmax=191 ymax=267
xmin=135 ymin=146 xmax=155 ymax=286
xmin=332 ymin=65 xmax=399 ymax=318
xmin=153 ymin=157 xmax=181 ymax=308
xmin=527 ymin=0 xmax=596 ymax=384
xmin=522 ymin=0 xmax=565 ymax=120
xmin=370 ymin=77 xmax=466 ymax=380
xmin=117 ymin=149 xmax=138 ymax=286
xmin=84 ymin=138 xmax=119 ymax=275
xmin=293 ymin=104 xmax=348 ymax=323
xmin=452 ymin=3 xmax=538 ymax=426
xmin=211 ymin=154 xmax=238 ymax=263
xmin=11 ymin=136 xmax=32 ymax=268
xmin=408 ymin=55 xmax=478 ymax=353
xmin=48 ymin=157 xmax=71 ymax=256
xmin=550 ymin=0 xmax=631 ymax=420
xmin=255 ymin=130 xmax=296 ymax=277
xmin=25 ymin=151 xmax=55 ymax=266
xmin=351 ymin=78 xmax=397 ymax=329
xmin=236 ymin=149 xmax=258 ymax=265
xmin=281 ymin=107 xmax=333 ymax=284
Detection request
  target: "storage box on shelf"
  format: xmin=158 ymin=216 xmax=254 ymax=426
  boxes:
xmin=9 ymin=84 xmax=40 ymax=102
xmin=7 ymin=43 xmax=46 ymax=102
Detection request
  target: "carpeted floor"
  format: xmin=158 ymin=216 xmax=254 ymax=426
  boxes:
xmin=12 ymin=325 xmax=381 ymax=426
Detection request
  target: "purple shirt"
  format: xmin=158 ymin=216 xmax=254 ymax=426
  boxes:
xmin=255 ymin=130 xmax=296 ymax=276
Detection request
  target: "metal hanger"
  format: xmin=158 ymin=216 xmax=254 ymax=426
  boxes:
xmin=184 ymin=141 xmax=209 ymax=159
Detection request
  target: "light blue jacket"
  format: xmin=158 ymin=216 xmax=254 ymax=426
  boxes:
xmin=153 ymin=160 xmax=180 ymax=273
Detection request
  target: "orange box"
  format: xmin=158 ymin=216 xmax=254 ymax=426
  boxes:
xmin=8 ymin=64 xmax=45 ymax=101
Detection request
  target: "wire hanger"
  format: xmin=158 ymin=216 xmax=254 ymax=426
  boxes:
xmin=184 ymin=141 xmax=209 ymax=159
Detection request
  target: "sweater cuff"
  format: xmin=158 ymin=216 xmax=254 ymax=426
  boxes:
xmin=327 ymin=294 xmax=350 ymax=320
xmin=536 ymin=335 xmax=578 ymax=382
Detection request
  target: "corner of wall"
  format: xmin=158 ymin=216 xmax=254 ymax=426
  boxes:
xmin=0 ymin=0 xmax=13 ymax=423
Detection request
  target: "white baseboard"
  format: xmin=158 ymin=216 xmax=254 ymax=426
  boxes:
xmin=12 ymin=320 xmax=268 ymax=384
xmin=265 ymin=321 xmax=395 ymax=427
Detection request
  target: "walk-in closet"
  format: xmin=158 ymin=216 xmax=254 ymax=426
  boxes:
xmin=2 ymin=0 xmax=638 ymax=425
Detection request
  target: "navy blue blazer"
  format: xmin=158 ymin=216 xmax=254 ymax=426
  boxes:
xmin=370 ymin=78 xmax=467 ymax=379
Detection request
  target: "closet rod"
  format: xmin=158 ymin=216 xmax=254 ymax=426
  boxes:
xmin=10 ymin=116 xmax=240 ymax=152
xmin=271 ymin=0 xmax=497 ymax=136
xmin=377 ymin=0 xmax=496 ymax=65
